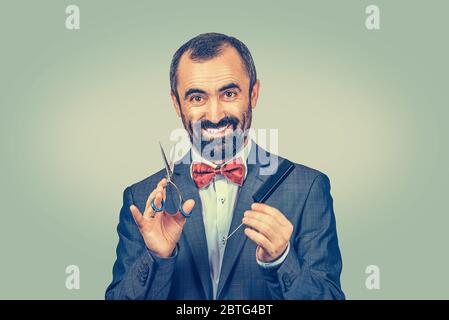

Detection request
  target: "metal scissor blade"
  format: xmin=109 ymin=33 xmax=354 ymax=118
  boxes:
xmin=169 ymin=143 xmax=176 ymax=175
xmin=159 ymin=141 xmax=173 ymax=179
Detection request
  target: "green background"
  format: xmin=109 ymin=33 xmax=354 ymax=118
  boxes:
xmin=1 ymin=0 xmax=448 ymax=299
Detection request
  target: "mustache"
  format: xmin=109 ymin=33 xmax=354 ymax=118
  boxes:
xmin=198 ymin=116 xmax=240 ymax=130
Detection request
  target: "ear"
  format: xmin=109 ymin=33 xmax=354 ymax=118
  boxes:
xmin=170 ymin=90 xmax=181 ymax=117
xmin=250 ymin=79 xmax=260 ymax=110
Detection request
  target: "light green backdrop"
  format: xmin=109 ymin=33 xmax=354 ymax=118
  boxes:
xmin=1 ymin=0 xmax=448 ymax=299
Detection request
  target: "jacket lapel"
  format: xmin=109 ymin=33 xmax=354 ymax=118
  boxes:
xmin=216 ymin=143 xmax=270 ymax=299
xmin=171 ymin=152 xmax=213 ymax=300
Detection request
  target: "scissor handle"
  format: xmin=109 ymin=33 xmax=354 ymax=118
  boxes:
xmin=179 ymin=203 xmax=193 ymax=218
xmin=169 ymin=180 xmax=193 ymax=218
xmin=150 ymin=180 xmax=193 ymax=218
xmin=151 ymin=198 xmax=165 ymax=213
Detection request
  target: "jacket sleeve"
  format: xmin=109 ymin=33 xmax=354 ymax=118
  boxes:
xmin=105 ymin=186 xmax=177 ymax=300
xmin=258 ymin=173 xmax=345 ymax=300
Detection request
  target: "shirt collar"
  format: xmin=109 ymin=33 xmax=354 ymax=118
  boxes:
xmin=190 ymin=138 xmax=252 ymax=181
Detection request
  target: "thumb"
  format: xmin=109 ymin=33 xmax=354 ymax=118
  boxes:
xmin=130 ymin=204 xmax=143 ymax=227
xmin=182 ymin=199 xmax=195 ymax=215
xmin=173 ymin=199 xmax=195 ymax=224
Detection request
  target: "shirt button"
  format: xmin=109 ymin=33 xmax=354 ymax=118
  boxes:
xmin=220 ymin=197 xmax=226 ymax=204
xmin=221 ymin=236 xmax=227 ymax=246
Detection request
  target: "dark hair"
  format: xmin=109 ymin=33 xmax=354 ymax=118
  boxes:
xmin=169 ymin=32 xmax=257 ymax=105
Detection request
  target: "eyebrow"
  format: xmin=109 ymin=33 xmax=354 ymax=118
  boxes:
xmin=184 ymin=88 xmax=207 ymax=100
xmin=218 ymin=83 xmax=241 ymax=92
xmin=184 ymin=83 xmax=242 ymax=100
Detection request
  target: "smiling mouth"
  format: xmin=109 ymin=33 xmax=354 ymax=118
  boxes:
xmin=202 ymin=124 xmax=233 ymax=139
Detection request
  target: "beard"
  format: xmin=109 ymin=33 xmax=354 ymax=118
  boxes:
xmin=181 ymin=105 xmax=252 ymax=164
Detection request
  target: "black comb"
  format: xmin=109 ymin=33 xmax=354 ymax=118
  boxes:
xmin=252 ymin=159 xmax=295 ymax=203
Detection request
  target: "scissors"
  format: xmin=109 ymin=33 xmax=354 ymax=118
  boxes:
xmin=151 ymin=142 xmax=192 ymax=218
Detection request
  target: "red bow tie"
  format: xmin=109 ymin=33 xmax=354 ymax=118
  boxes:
xmin=191 ymin=158 xmax=246 ymax=189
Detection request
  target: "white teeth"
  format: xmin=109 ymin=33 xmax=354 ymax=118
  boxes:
xmin=204 ymin=125 xmax=228 ymax=134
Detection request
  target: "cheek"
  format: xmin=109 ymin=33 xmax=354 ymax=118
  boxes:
xmin=183 ymin=106 xmax=207 ymax=122
xmin=227 ymin=101 xmax=249 ymax=119
xmin=221 ymin=95 xmax=249 ymax=112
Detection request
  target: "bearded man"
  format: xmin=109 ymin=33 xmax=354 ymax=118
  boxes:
xmin=106 ymin=33 xmax=344 ymax=300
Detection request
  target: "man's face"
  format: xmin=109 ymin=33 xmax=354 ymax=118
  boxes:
xmin=171 ymin=45 xmax=260 ymax=163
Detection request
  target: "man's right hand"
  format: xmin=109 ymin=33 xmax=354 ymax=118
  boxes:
xmin=130 ymin=178 xmax=195 ymax=258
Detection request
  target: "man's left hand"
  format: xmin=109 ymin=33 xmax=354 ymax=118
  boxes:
xmin=242 ymin=203 xmax=294 ymax=263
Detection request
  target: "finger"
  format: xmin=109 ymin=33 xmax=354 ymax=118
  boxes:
xmin=251 ymin=203 xmax=289 ymax=226
xmin=144 ymin=182 xmax=168 ymax=219
xmin=244 ymin=210 xmax=279 ymax=230
xmin=182 ymin=199 xmax=195 ymax=216
xmin=242 ymin=216 xmax=277 ymax=241
xmin=145 ymin=187 xmax=158 ymax=211
xmin=157 ymin=178 xmax=168 ymax=200
xmin=144 ymin=188 xmax=160 ymax=218
xmin=161 ymin=184 xmax=167 ymax=202
xmin=171 ymin=199 xmax=196 ymax=225
xmin=144 ymin=179 xmax=168 ymax=212
xmin=149 ymin=190 xmax=166 ymax=220
xmin=153 ymin=191 xmax=164 ymax=209
xmin=130 ymin=205 xmax=143 ymax=227
xmin=157 ymin=178 xmax=168 ymax=189
xmin=244 ymin=211 xmax=293 ymax=244
xmin=244 ymin=227 xmax=273 ymax=253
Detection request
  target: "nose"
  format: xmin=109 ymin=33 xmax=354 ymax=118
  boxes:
xmin=206 ymin=97 xmax=225 ymax=124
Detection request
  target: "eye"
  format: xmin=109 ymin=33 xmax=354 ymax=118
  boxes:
xmin=190 ymin=95 xmax=203 ymax=103
xmin=223 ymin=91 xmax=237 ymax=99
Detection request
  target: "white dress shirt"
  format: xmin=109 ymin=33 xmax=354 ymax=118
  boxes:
xmin=190 ymin=138 xmax=290 ymax=299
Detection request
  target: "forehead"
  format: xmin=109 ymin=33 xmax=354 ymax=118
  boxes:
xmin=177 ymin=45 xmax=249 ymax=90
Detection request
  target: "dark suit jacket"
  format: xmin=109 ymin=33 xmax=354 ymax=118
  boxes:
xmin=105 ymin=143 xmax=345 ymax=299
